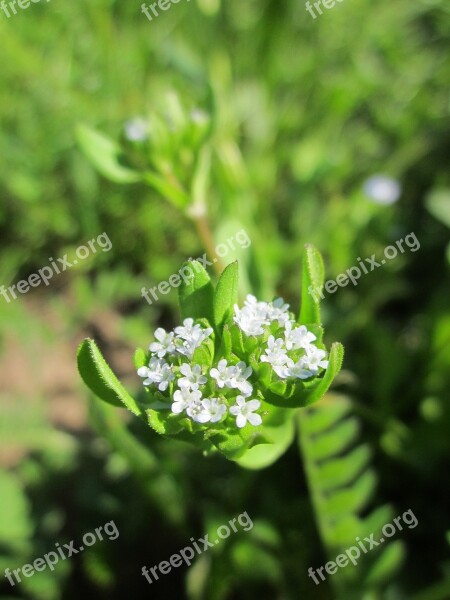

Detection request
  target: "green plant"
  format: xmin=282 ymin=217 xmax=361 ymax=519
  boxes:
xmin=298 ymin=394 xmax=404 ymax=599
xmin=77 ymin=246 xmax=343 ymax=467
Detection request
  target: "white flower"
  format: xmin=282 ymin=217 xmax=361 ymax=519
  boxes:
xmin=287 ymin=346 xmax=328 ymax=380
xmin=137 ymin=357 xmax=174 ymax=391
xmin=172 ymin=387 xmax=202 ymax=415
xmin=230 ymin=396 xmax=262 ymax=428
xmin=210 ymin=359 xmax=235 ymax=388
xmin=198 ymin=398 xmax=227 ymax=423
xmin=263 ymin=335 xmax=286 ymax=355
xmin=266 ymin=297 xmax=290 ymax=326
xmin=174 ymin=318 xmax=213 ymax=359
xmin=186 ymin=400 xmax=210 ymax=423
xmin=228 ymin=361 xmax=253 ymax=396
xmin=286 ymin=357 xmax=312 ymax=380
xmin=233 ymin=295 xmax=291 ymax=335
xmin=233 ymin=306 xmax=266 ymax=336
xmin=211 ymin=360 xmax=253 ymax=395
xmin=178 ymin=364 xmax=207 ymax=390
xmin=272 ymin=357 xmax=295 ymax=379
xmin=261 ymin=336 xmax=290 ymax=371
xmin=302 ymin=345 xmax=329 ymax=375
xmin=233 ymin=295 xmax=270 ymax=336
xmin=363 ymin=175 xmax=401 ymax=205
xmin=238 ymin=316 xmax=265 ymax=336
xmin=284 ymin=322 xmax=316 ymax=351
xmin=124 ymin=117 xmax=149 ymax=142
xmin=149 ymin=328 xmax=175 ymax=358
xmin=174 ymin=318 xmax=206 ymax=340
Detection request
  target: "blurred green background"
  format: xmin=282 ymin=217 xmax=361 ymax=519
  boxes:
xmin=0 ymin=0 xmax=449 ymax=598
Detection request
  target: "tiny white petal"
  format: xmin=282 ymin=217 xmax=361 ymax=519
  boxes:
xmin=236 ymin=414 xmax=247 ymax=428
xmin=247 ymin=413 xmax=262 ymax=426
xmin=246 ymin=400 xmax=261 ymax=412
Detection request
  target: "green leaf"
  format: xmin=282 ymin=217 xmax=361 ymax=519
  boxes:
xmin=324 ymin=515 xmax=363 ymax=548
xmin=301 ymin=394 xmax=352 ymax=433
xmin=252 ymin=358 xmax=272 ymax=386
xmin=363 ymin=505 xmax=395 ymax=538
xmin=230 ymin=541 xmax=283 ymax=583
xmin=220 ymin=324 xmax=233 ymax=359
xmin=322 ymin=470 xmax=377 ymax=517
xmin=178 ymin=260 xmax=214 ymax=324
xmin=268 ymin=380 xmax=287 ymax=396
xmin=134 ymin=348 xmax=147 ymax=370
xmin=77 ymin=338 xmax=143 ymax=417
xmin=192 ymin=343 xmax=213 ymax=368
xmin=76 ymin=124 xmax=141 ymax=184
xmin=235 ymin=413 xmax=295 ymax=470
xmin=426 ymin=189 xmax=450 ymax=229
xmin=229 ymin=322 xmax=245 ymax=356
xmin=143 ymin=171 xmax=189 ymax=208
xmin=308 ymin=417 xmax=360 ymax=460
xmin=190 ymin=145 xmax=211 ymax=210
xmin=299 ymin=244 xmax=325 ymax=325
xmin=147 ymin=409 xmax=184 ymax=436
xmin=313 ymin=445 xmax=372 ymax=490
xmin=365 ymin=541 xmax=405 ymax=586
xmin=208 ymin=427 xmax=267 ymax=460
xmin=0 ymin=471 xmax=32 ymax=545
xmin=213 ymin=261 xmax=239 ymax=330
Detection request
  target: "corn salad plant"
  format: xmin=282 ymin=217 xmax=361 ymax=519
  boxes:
xmin=78 ymin=246 xmax=344 ymax=469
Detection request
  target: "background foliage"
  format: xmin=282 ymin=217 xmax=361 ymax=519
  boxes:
xmin=0 ymin=0 xmax=449 ymax=598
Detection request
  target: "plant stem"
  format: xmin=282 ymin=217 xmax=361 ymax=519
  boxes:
xmin=191 ymin=213 xmax=223 ymax=275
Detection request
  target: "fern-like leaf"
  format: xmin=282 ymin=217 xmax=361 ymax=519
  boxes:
xmin=298 ymin=393 xmax=405 ymax=598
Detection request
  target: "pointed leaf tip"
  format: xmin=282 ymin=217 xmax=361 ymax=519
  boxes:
xmin=213 ymin=261 xmax=239 ymax=330
xmin=178 ymin=260 xmax=214 ymax=324
xmin=77 ymin=338 xmax=143 ymax=417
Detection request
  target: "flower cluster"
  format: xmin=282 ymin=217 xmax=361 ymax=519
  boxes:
xmin=137 ymin=296 xmax=329 ymax=432
xmin=234 ymin=295 xmax=329 ymax=380
xmin=137 ymin=318 xmax=262 ymax=429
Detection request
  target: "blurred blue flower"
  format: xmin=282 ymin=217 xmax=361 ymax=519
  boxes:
xmin=363 ymin=175 xmax=402 ymax=205
xmin=124 ymin=117 xmax=149 ymax=142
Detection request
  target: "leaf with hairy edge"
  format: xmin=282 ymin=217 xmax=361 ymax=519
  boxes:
xmin=76 ymin=124 xmax=141 ymax=184
xmin=147 ymin=409 xmax=184 ymax=436
xmin=178 ymin=260 xmax=214 ymax=324
xmin=299 ymin=243 xmax=325 ymax=325
xmin=77 ymin=339 xmax=143 ymax=417
xmin=213 ymin=261 xmax=239 ymax=331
